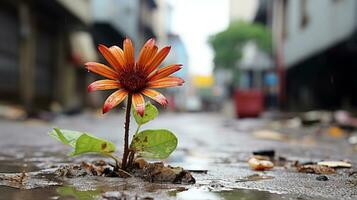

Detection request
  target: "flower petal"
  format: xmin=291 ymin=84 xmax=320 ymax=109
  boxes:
xmin=143 ymin=46 xmax=158 ymax=71
xmin=123 ymin=38 xmax=135 ymax=69
xmin=147 ymin=76 xmax=184 ymax=89
xmin=137 ymin=38 xmax=156 ymax=69
xmin=148 ymin=64 xmax=182 ymax=81
xmin=132 ymin=93 xmax=145 ymax=116
xmin=109 ymin=45 xmax=126 ymax=71
xmin=102 ymin=90 xmax=128 ymax=114
xmin=144 ymin=46 xmax=171 ymax=76
xmin=84 ymin=62 xmax=118 ymax=80
xmin=98 ymin=44 xmax=122 ymax=71
xmin=88 ymin=80 xmax=121 ymax=92
xmin=141 ymin=89 xmax=168 ymax=106
xmin=147 ymin=46 xmax=158 ymax=64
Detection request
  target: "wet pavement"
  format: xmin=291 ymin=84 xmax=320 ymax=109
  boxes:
xmin=0 ymin=111 xmax=356 ymax=199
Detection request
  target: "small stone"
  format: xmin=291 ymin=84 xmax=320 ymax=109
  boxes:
xmin=248 ymin=156 xmax=274 ymax=171
xmin=316 ymin=175 xmax=329 ymax=181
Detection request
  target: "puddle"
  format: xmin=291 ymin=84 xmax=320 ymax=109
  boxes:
xmin=0 ymin=184 xmax=304 ymax=200
xmin=0 ymin=186 xmax=59 ymax=200
xmin=171 ymin=188 xmax=303 ymax=200
xmin=56 ymin=186 xmax=102 ymax=200
xmin=0 ymin=159 xmax=40 ymax=173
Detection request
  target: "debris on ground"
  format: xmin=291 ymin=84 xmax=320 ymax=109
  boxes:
xmin=349 ymin=135 xmax=357 ymax=145
xmin=296 ymin=164 xmax=335 ymax=174
xmin=0 ymin=171 xmax=27 ymax=184
xmin=248 ymin=156 xmax=274 ymax=171
xmin=187 ymin=169 xmax=208 ymax=174
xmin=349 ymin=134 xmax=357 ymax=151
xmin=250 ymin=150 xmax=290 ymax=167
xmin=55 ymin=160 xmax=116 ymax=178
xmin=346 ymin=171 xmax=357 ymax=187
xmin=316 ymin=175 xmax=329 ymax=181
xmin=56 ymin=159 xmax=196 ymax=184
xmin=131 ymin=158 xmax=196 ymax=184
xmin=0 ymin=169 xmax=61 ymax=189
xmin=317 ymin=161 xmax=352 ymax=168
xmin=284 ymin=117 xmax=302 ymax=128
xmin=253 ymin=130 xmax=287 ymax=141
xmin=327 ymin=126 xmax=346 ymax=138
xmin=301 ymin=111 xmax=332 ymax=126
xmin=335 ymin=110 xmax=350 ymax=125
xmin=0 ymin=104 xmax=26 ymax=120
xmin=252 ymin=149 xmax=275 ymax=158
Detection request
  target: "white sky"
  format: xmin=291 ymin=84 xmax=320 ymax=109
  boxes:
xmin=169 ymin=0 xmax=230 ymax=76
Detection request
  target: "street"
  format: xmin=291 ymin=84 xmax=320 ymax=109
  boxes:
xmin=0 ymin=111 xmax=356 ymax=199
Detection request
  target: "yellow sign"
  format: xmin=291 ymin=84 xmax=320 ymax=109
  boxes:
xmin=193 ymin=75 xmax=214 ymax=88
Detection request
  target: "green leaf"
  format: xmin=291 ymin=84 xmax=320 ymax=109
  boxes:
xmin=133 ymin=102 xmax=159 ymax=125
xmin=49 ymin=128 xmax=116 ymax=156
xmin=70 ymin=133 xmax=116 ymax=156
xmin=130 ymin=129 xmax=178 ymax=159
xmin=49 ymin=128 xmax=82 ymax=148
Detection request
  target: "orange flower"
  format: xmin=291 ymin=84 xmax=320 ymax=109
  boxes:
xmin=85 ymin=38 xmax=184 ymax=116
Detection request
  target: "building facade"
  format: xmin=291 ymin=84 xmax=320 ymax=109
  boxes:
xmin=272 ymin=0 xmax=357 ymax=110
xmin=0 ymin=0 xmax=94 ymax=115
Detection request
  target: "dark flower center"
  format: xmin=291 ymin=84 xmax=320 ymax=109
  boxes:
xmin=118 ymin=69 xmax=147 ymax=92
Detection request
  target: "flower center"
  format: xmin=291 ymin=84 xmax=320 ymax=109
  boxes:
xmin=118 ymin=69 xmax=147 ymax=92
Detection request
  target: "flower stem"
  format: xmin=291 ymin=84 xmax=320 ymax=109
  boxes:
xmin=121 ymin=93 xmax=132 ymax=170
xmin=134 ymin=124 xmax=142 ymax=136
xmin=104 ymin=153 xmax=121 ymax=169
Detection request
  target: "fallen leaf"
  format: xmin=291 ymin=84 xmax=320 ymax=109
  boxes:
xmin=297 ymin=164 xmax=335 ymax=174
xmin=328 ymin=126 xmax=345 ymax=138
xmin=317 ymin=161 xmax=351 ymax=168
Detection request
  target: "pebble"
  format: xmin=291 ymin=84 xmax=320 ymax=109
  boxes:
xmin=316 ymin=175 xmax=329 ymax=181
xmin=248 ymin=156 xmax=274 ymax=171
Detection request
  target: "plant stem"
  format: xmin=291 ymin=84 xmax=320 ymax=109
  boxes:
xmin=134 ymin=124 xmax=142 ymax=136
xmin=121 ymin=93 xmax=132 ymax=169
xmin=104 ymin=153 xmax=121 ymax=169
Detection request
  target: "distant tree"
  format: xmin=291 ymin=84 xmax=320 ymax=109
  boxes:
xmin=209 ymin=20 xmax=272 ymax=71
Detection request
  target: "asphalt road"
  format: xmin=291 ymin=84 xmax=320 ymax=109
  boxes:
xmin=0 ymin=112 xmax=356 ymax=199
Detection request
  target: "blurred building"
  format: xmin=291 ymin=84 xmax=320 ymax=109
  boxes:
xmin=272 ymin=0 xmax=357 ymax=110
xmin=0 ymin=0 xmax=95 ymax=114
xmin=0 ymin=0 xmax=181 ymax=115
xmin=165 ymin=33 xmax=190 ymax=111
xmin=153 ymin=0 xmax=191 ymax=111
xmin=229 ymin=0 xmax=259 ymax=22
xmin=91 ymin=0 xmax=158 ymax=51
xmin=153 ymin=0 xmax=172 ymax=45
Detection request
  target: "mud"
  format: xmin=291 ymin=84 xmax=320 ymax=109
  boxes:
xmin=55 ymin=159 xmax=195 ymax=184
